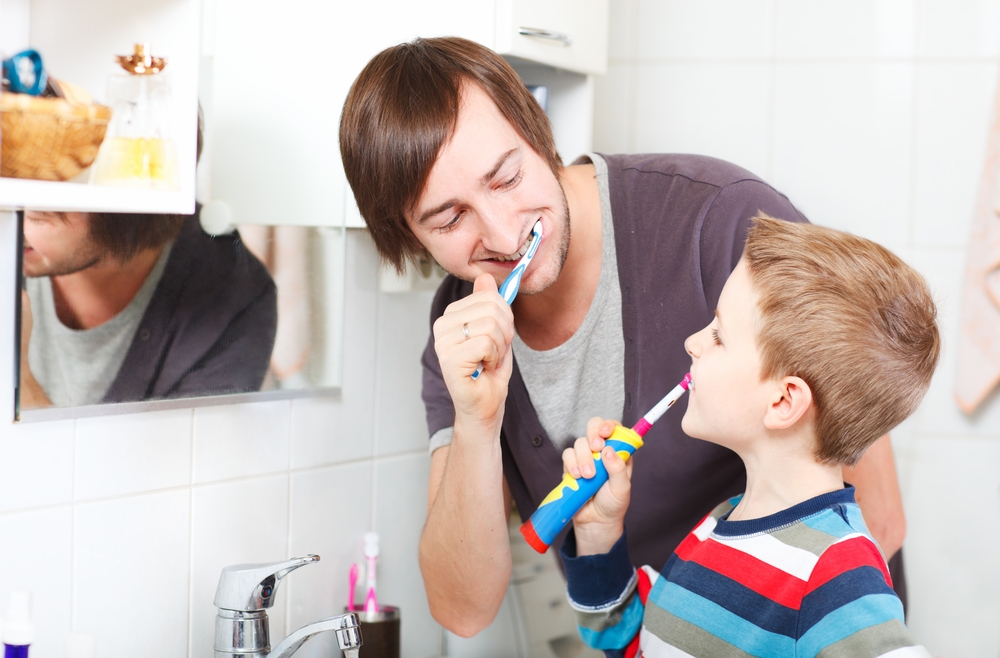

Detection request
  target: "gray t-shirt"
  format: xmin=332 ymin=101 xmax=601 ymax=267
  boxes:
xmin=429 ymin=154 xmax=624 ymax=452
xmin=26 ymin=243 xmax=173 ymax=407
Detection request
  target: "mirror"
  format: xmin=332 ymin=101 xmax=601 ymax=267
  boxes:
xmin=15 ymin=210 xmax=347 ymax=420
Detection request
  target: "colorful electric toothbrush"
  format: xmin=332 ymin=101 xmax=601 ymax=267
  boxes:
xmin=520 ymin=373 xmax=693 ymax=553
xmin=471 ymin=220 xmax=544 ymax=380
xmin=363 ymin=532 xmax=380 ymax=614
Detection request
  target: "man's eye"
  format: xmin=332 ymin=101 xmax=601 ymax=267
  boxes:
xmin=711 ymin=329 xmax=722 ymax=346
xmin=498 ymin=171 xmax=522 ymax=189
xmin=439 ymin=211 xmax=464 ymax=232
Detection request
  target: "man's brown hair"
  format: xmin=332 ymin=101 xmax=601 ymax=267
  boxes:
xmin=88 ymin=212 xmax=186 ymax=263
xmin=339 ymin=37 xmax=561 ymax=272
xmin=744 ymin=215 xmax=940 ymax=465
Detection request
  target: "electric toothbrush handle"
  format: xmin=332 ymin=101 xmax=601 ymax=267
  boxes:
xmin=519 ymin=425 xmax=643 ymax=553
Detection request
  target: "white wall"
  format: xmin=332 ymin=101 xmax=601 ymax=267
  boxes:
xmin=593 ymin=1 xmax=1000 ymax=655
xmin=0 ymin=222 xmax=442 ymax=658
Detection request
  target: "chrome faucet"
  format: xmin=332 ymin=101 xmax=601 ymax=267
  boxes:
xmin=213 ymin=554 xmax=362 ymax=658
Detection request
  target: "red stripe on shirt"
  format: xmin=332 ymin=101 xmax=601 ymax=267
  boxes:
xmin=803 ymin=535 xmax=891 ymax=595
xmin=676 ymin=536 xmax=809 ymax=610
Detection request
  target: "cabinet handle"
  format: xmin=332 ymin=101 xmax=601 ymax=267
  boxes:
xmin=518 ymin=27 xmax=572 ymax=46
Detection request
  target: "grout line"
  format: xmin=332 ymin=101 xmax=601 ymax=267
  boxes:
xmin=70 ymin=418 xmax=78 ymax=630
xmin=0 ymin=448 xmax=434 ymax=520
xmin=907 ymin=4 xmax=922 ymax=249
xmin=626 ymin=0 xmax=639 ymax=153
xmin=369 ymin=283 xmax=382 ymax=533
xmin=187 ymin=408 xmax=196 ymax=658
xmin=765 ymin=0 xmax=777 ymax=180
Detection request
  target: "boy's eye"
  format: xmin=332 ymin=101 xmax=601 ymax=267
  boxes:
xmin=438 ymin=210 xmax=464 ymax=233
xmin=711 ymin=328 xmax=722 ymax=346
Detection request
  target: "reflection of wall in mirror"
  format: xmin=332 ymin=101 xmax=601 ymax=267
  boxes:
xmin=239 ymin=225 xmax=343 ymax=390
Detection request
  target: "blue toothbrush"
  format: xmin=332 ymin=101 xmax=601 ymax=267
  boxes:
xmin=472 ymin=220 xmax=544 ymax=379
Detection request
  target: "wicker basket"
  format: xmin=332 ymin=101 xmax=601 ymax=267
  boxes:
xmin=0 ymin=80 xmax=112 ymax=181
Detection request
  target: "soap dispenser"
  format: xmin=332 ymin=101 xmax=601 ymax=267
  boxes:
xmin=89 ymin=43 xmax=179 ymax=190
xmin=2 ymin=591 xmax=33 ymax=658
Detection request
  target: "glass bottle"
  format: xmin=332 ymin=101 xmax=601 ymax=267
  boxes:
xmin=90 ymin=43 xmax=178 ymax=190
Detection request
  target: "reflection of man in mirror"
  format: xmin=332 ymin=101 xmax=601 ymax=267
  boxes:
xmin=20 ymin=210 xmax=278 ymax=408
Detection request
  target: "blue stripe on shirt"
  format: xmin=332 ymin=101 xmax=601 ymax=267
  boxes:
xmin=797 ymin=594 xmax=906 ymax=657
xmin=798 ymin=566 xmax=899 ymax=635
xmin=652 ymin=581 xmax=796 ymax=656
xmin=667 ymin=558 xmax=799 ymax=637
xmin=578 ymin=594 xmax=645 ymax=650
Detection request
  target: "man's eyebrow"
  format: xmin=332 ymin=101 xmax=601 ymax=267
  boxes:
xmin=480 ymin=148 xmax=518 ymax=186
xmin=416 ymin=148 xmax=520 ymax=225
xmin=417 ymin=198 xmax=460 ymax=225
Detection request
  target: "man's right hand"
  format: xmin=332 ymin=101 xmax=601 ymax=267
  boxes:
xmin=432 ymin=273 xmax=514 ymax=431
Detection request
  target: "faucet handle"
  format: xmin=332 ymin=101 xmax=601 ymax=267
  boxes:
xmin=214 ymin=555 xmax=319 ymax=612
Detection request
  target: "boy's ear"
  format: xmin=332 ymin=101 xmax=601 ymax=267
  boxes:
xmin=763 ymin=376 xmax=813 ymax=430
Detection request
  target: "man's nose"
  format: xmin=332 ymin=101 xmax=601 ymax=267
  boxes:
xmin=477 ymin=206 xmax=520 ymax=255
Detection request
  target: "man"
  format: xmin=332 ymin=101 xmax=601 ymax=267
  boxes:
xmin=339 ymin=37 xmax=907 ymax=637
xmin=20 ymin=209 xmax=277 ymax=408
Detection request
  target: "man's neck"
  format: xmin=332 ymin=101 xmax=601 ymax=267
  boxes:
xmin=728 ymin=431 xmax=845 ymax=522
xmin=50 ymin=245 xmax=165 ymax=330
xmin=512 ymin=163 xmax=603 ymax=350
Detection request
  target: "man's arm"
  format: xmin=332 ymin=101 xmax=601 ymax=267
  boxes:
xmin=843 ymin=434 xmax=905 ymax=558
xmin=418 ymin=274 xmax=516 ymax=637
xmin=19 ymin=290 xmax=52 ymax=410
xmin=420 ymin=443 xmax=513 ymax=636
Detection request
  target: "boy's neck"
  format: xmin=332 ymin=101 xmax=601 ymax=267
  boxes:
xmin=728 ymin=433 xmax=845 ymax=522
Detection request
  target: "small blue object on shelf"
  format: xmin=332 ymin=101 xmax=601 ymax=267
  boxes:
xmin=2 ymin=49 xmax=48 ymax=96
xmin=526 ymin=85 xmax=548 ymax=113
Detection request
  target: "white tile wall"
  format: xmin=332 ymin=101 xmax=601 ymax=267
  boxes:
xmin=597 ymin=0 xmax=1000 ymax=654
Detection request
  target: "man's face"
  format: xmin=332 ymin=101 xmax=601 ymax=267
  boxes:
xmin=406 ymin=84 xmax=570 ymax=293
xmin=22 ymin=211 xmax=103 ymax=278
xmin=682 ymin=260 xmax=772 ymax=447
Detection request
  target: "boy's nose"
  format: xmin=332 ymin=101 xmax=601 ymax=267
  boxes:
xmin=684 ymin=331 xmax=701 ymax=358
xmin=478 ymin=211 xmax=520 ymax=255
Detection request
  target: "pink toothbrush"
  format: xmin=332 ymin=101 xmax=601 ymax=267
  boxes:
xmin=363 ymin=532 xmax=380 ymax=614
xmin=347 ymin=563 xmax=359 ymax=612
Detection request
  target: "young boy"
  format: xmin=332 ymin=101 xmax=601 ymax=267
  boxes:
xmin=560 ymin=216 xmax=939 ymax=657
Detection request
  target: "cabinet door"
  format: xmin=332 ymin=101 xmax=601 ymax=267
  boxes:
xmin=495 ymin=0 xmax=608 ymax=75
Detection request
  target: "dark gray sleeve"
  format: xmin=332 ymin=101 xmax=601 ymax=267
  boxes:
xmin=699 ymin=179 xmax=809 ymax=310
xmin=164 ymin=281 xmax=278 ymax=398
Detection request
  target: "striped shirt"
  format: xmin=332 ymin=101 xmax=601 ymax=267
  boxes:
xmin=562 ymin=487 xmax=929 ymax=657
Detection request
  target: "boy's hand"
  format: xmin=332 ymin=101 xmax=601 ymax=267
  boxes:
xmin=564 ymin=417 xmax=633 ymax=556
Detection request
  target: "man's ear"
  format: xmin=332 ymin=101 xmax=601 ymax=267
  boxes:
xmin=763 ymin=376 xmax=813 ymax=430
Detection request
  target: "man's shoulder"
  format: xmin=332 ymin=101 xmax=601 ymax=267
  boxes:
xmin=598 ymin=153 xmax=768 ymax=190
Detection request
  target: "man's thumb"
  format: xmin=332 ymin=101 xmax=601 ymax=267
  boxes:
xmin=473 ymin=272 xmax=498 ymax=294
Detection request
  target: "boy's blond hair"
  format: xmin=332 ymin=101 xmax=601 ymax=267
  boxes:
xmin=744 ymin=215 xmax=940 ymax=465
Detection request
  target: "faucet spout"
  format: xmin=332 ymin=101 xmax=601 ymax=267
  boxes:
xmin=265 ymin=612 xmax=362 ymax=658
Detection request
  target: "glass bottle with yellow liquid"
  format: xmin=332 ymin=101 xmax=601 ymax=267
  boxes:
xmin=90 ymin=44 xmax=179 ymax=191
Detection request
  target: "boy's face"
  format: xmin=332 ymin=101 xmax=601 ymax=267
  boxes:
xmin=682 ymin=260 xmax=772 ymax=447
xmin=405 ymin=84 xmax=570 ymax=294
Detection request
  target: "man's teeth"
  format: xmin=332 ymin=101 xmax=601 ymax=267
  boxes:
xmin=495 ymin=234 xmax=534 ymax=262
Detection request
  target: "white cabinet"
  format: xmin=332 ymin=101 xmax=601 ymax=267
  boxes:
xmin=0 ymin=0 xmax=201 ymax=213
xmin=205 ymin=0 xmax=608 ymax=230
xmin=496 ymin=0 xmax=609 ymax=75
